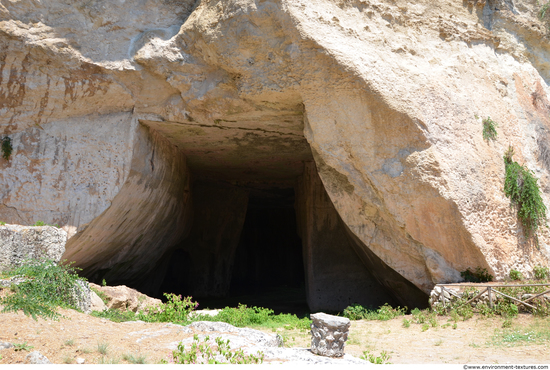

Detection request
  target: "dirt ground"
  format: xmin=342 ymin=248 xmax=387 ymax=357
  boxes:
xmin=0 ymin=306 xmax=549 ymax=364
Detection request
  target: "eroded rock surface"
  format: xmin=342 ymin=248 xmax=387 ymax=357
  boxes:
xmin=0 ymin=225 xmax=66 ymax=272
xmin=1 ymin=0 xmax=550 ymax=307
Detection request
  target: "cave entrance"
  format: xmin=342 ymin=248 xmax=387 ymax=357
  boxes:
xmin=196 ymin=188 xmax=308 ymax=315
xmin=140 ymin=111 xmax=427 ymax=313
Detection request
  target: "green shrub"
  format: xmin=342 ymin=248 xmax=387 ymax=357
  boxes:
xmin=0 ymin=259 xmax=85 ymax=320
xmin=460 ymin=267 xmax=493 ymax=283
xmin=171 ymin=335 xmax=263 ymax=364
xmin=482 ymin=117 xmax=498 ymax=142
xmin=503 ymin=146 xmax=547 ymax=237
xmin=509 ymin=269 xmax=523 ymax=281
xmin=142 ymin=293 xmax=198 ymax=323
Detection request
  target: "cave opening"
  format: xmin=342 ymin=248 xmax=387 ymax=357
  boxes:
xmin=85 ymin=114 xmax=428 ymax=313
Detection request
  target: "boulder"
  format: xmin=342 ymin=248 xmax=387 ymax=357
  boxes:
xmin=89 ymin=283 xmax=161 ymax=313
xmin=0 ymin=225 xmax=67 ymax=272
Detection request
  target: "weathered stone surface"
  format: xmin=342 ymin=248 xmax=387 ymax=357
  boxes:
xmin=25 ymin=351 xmax=51 ymax=364
xmin=310 ymin=313 xmax=350 ymax=358
xmin=71 ymin=279 xmax=91 ymax=314
xmin=89 ymin=283 xmax=161 ymax=313
xmin=0 ymin=225 xmax=67 ymax=272
xmin=1 ymin=0 xmax=550 ymax=302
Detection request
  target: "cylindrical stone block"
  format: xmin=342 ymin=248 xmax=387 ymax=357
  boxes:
xmin=310 ymin=312 xmax=350 ymax=357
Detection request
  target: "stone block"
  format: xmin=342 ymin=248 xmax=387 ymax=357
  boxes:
xmin=310 ymin=313 xmax=350 ymax=357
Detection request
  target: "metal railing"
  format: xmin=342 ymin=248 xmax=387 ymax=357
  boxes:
xmin=435 ymin=283 xmax=550 ymax=309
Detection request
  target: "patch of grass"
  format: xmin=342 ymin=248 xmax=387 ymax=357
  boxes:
xmin=491 ymin=319 xmax=550 ymax=347
xmin=63 ymin=354 xmax=73 ymax=364
xmin=91 ymin=308 xmax=136 ymax=323
xmin=342 ymin=303 xmax=406 ymax=321
xmin=360 ymin=350 xmax=391 ymax=364
xmin=123 ymin=353 xmax=147 ymax=364
xmin=64 ymin=339 xmax=75 ymax=346
xmin=503 ymin=145 xmax=547 ymax=238
xmin=80 ymin=347 xmax=92 ymax=354
xmin=482 ymin=116 xmax=498 ymax=142
xmin=402 ymin=318 xmax=411 ymax=328
xmin=421 ymin=323 xmax=430 ymax=332
xmin=98 ymin=356 xmax=119 ymax=364
xmin=194 ymin=303 xmax=311 ymax=330
xmin=171 ymin=335 xmax=264 ymax=364
xmin=97 ymin=341 xmax=109 ymax=356
xmin=0 ymin=258 xmax=85 ymax=320
xmin=0 ymin=221 xmax=5 ymax=226
xmin=434 ymin=339 xmax=444 ymax=346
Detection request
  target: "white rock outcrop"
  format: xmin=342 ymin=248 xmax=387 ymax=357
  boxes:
xmin=1 ymin=0 xmax=550 ymax=301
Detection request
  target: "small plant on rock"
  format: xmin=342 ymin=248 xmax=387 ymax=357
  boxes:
xmin=482 ymin=116 xmax=498 ymax=142
xmin=503 ymin=145 xmax=547 ymax=238
xmin=1 ymin=136 xmax=12 ymax=160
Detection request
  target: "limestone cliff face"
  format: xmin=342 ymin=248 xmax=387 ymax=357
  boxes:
xmin=1 ymin=0 xmax=550 ymax=296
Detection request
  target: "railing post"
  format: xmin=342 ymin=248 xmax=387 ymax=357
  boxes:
xmin=488 ymin=287 xmax=493 ymax=309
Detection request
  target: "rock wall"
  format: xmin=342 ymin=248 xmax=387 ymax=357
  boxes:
xmin=1 ymin=0 xmax=550 ymax=301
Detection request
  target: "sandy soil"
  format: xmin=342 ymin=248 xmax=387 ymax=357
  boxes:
xmin=0 ymin=305 xmax=549 ymax=364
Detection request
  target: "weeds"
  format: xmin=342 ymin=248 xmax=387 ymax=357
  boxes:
xmin=138 ymin=293 xmax=198 ymax=324
xmin=97 ymin=341 xmax=109 ymax=356
xmin=171 ymin=335 xmax=264 ymax=364
xmin=402 ymin=318 xmax=411 ymax=328
xmin=342 ymin=303 xmax=406 ymax=321
xmin=63 ymin=354 xmax=73 ymax=364
xmin=14 ymin=342 xmax=34 ymax=351
xmin=482 ymin=117 xmax=498 ymax=142
xmin=91 ymin=308 xmax=136 ymax=323
xmin=123 ymin=353 xmax=147 ymax=364
xmin=64 ymin=339 xmax=75 ymax=346
xmin=0 ymin=258 xmax=86 ymax=320
xmin=533 ymin=266 xmax=549 ymax=280
xmin=361 ymin=350 xmax=391 ymax=364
